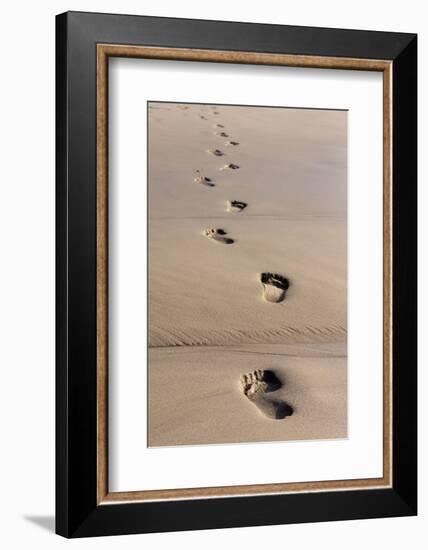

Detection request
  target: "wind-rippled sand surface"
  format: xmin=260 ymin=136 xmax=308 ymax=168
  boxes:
xmin=148 ymin=102 xmax=347 ymax=446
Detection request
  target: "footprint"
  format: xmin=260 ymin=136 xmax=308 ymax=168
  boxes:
xmin=194 ymin=174 xmax=214 ymax=187
xmin=240 ymin=370 xmax=293 ymax=420
xmin=216 ymin=131 xmax=230 ymax=138
xmin=226 ymin=141 xmax=240 ymax=146
xmin=200 ymin=115 xmax=208 ymax=120
xmin=204 ymin=228 xmax=234 ymax=244
xmin=220 ymin=163 xmax=240 ymax=170
xmin=207 ymin=149 xmax=225 ymax=157
xmin=214 ymin=123 xmax=225 ymax=128
xmin=260 ymin=273 xmax=290 ymax=303
xmin=227 ymin=200 xmax=247 ymax=212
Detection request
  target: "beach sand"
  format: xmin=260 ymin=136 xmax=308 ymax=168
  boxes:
xmin=148 ymin=102 xmax=347 ymax=446
xmin=148 ymin=343 xmax=346 ymax=447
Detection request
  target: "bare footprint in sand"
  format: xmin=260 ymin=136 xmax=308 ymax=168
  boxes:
xmin=194 ymin=174 xmax=214 ymax=187
xmin=207 ymin=149 xmax=225 ymax=157
xmin=261 ymin=272 xmax=290 ymax=303
xmin=227 ymin=200 xmax=247 ymax=212
xmin=214 ymin=123 xmax=225 ymax=129
xmin=225 ymin=141 xmax=240 ymax=146
xmin=220 ymin=163 xmax=240 ymax=170
xmin=240 ymin=370 xmax=293 ymax=419
xmin=204 ymin=228 xmax=234 ymax=244
xmin=216 ymin=131 xmax=230 ymax=138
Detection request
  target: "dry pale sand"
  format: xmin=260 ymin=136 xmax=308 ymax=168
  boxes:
xmin=148 ymin=102 xmax=347 ymax=446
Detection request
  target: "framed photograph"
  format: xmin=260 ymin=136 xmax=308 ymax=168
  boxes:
xmin=56 ymin=11 xmax=417 ymax=537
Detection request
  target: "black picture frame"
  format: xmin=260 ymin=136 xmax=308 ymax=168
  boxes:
xmin=56 ymin=11 xmax=417 ymax=538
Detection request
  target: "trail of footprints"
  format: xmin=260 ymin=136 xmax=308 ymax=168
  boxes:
xmin=187 ymin=104 xmax=292 ymax=419
xmin=193 ymin=105 xmax=291 ymax=303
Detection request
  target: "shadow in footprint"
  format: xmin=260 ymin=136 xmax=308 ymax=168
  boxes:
xmin=269 ymin=399 xmax=294 ymax=419
xmin=261 ymin=369 xmax=282 ymax=392
xmin=221 ymin=163 xmax=240 ymax=170
xmin=240 ymin=369 xmax=293 ymax=419
xmin=207 ymin=149 xmax=225 ymax=157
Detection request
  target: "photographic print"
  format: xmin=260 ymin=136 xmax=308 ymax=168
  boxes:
xmin=148 ymin=101 xmax=347 ymax=447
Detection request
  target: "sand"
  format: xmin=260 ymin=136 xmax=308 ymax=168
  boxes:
xmin=148 ymin=343 xmax=347 ymax=446
xmin=148 ymin=102 xmax=347 ymax=446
